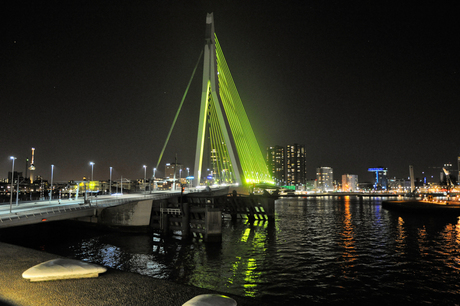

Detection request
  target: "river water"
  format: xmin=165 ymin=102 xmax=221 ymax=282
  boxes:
xmin=2 ymin=196 xmax=460 ymax=305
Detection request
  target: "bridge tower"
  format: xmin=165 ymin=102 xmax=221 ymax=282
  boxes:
xmin=194 ymin=13 xmax=272 ymax=187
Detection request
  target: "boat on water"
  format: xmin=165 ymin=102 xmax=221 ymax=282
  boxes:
xmin=382 ymin=195 xmax=460 ymax=215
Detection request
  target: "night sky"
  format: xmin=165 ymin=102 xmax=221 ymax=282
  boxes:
xmin=2 ymin=1 xmax=459 ymax=184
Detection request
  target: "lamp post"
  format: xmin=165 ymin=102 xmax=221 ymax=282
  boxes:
xmin=143 ymin=165 xmax=147 ymax=195
xmin=49 ymin=164 xmax=54 ymax=202
xmin=9 ymin=156 xmax=16 ymax=213
xmin=109 ymin=167 xmax=112 ymax=195
xmin=186 ymin=167 xmax=190 ymax=190
xmin=89 ymin=162 xmax=94 ymax=203
xmin=16 ymin=172 xmax=19 ymax=206
xmin=90 ymin=162 xmax=94 ymax=181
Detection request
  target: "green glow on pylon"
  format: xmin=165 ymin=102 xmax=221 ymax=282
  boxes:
xmin=214 ymin=35 xmax=273 ymax=185
xmin=206 ymin=84 xmax=235 ymax=183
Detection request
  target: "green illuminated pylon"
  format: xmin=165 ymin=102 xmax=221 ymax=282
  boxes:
xmin=194 ymin=13 xmax=272 ymax=186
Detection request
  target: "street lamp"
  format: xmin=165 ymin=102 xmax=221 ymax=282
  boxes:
xmin=50 ymin=164 xmax=54 ymax=202
xmin=90 ymin=162 xmax=95 ymax=181
xmin=186 ymin=167 xmax=190 ymax=191
xmin=89 ymin=162 xmax=94 ymax=203
xmin=9 ymin=156 xmax=16 ymax=213
xmin=109 ymin=167 xmax=112 ymax=195
xmin=143 ymin=165 xmax=147 ymax=195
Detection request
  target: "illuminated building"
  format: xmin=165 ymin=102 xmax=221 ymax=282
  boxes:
xmin=440 ymin=163 xmax=452 ymax=183
xmin=165 ymin=163 xmax=183 ymax=179
xmin=285 ymin=144 xmax=306 ymax=188
xmin=266 ymin=144 xmax=306 ymax=188
xmin=368 ymin=167 xmax=388 ymax=190
xmin=342 ymin=174 xmax=358 ymax=192
xmin=266 ymin=146 xmax=285 ymax=185
xmin=316 ymin=167 xmax=333 ymax=192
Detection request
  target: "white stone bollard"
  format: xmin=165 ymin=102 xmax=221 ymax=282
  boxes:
xmin=22 ymin=258 xmax=107 ymax=282
xmin=182 ymin=294 xmax=237 ymax=306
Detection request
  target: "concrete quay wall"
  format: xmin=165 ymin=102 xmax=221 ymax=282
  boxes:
xmin=0 ymin=242 xmax=262 ymax=306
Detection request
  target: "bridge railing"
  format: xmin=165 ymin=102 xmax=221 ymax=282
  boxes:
xmin=1 ymin=193 xmax=176 ymax=222
xmin=93 ymin=193 xmax=177 ymax=208
xmin=0 ymin=203 xmax=92 ymax=224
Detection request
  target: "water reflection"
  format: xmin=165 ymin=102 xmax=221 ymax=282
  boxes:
xmin=340 ymin=197 xmax=356 ymax=266
xmin=3 ymin=198 xmax=460 ymax=304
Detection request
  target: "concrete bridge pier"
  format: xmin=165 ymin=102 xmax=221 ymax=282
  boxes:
xmin=204 ymin=205 xmax=222 ymax=243
xmin=181 ymin=202 xmax=190 ymax=238
xmin=160 ymin=202 xmax=169 ymax=236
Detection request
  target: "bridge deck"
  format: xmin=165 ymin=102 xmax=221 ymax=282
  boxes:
xmin=0 ymin=192 xmax=177 ymax=229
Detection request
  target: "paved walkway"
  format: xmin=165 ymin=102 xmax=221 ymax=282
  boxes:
xmin=0 ymin=242 xmax=262 ymax=306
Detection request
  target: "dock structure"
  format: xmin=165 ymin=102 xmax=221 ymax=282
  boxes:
xmin=148 ymin=190 xmax=276 ymax=242
xmin=0 ymin=188 xmax=276 ymax=243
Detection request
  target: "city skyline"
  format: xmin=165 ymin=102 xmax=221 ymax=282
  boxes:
xmin=2 ymin=2 xmax=459 ymax=183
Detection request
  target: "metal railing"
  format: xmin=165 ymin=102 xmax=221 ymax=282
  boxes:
xmin=0 ymin=193 xmax=175 ymax=224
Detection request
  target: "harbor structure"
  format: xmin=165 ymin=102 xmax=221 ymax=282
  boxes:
xmin=368 ymin=167 xmax=388 ymax=190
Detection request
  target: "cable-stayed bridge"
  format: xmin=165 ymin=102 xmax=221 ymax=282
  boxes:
xmin=156 ymin=13 xmax=272 ymax=187
xmin=194 ymin=13 xmax=272 ymax=187
xmin=0 ymin=14 xmax=276 ymax=237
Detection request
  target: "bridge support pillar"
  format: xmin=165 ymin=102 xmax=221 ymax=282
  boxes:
xmin=258 ymin=197 xmax=276 ymax=222
xmin=205 ymin=205 xmax=222 ymax=243
xmin=182 ymin=202 xmax=190 ymax=238
xmin=160 ymin=202 xmax=169 ymax=235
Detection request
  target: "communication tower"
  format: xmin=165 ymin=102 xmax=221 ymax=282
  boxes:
xmin=29 ymin=148 xmax=35 ymax=182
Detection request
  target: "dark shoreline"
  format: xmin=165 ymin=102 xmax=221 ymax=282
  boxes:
xmin=0 ymin=242 xmax=263 ymax=306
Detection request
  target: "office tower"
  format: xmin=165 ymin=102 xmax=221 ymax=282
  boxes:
xmin=267 ymin=146 xmax=285 ymax=185
xmin=316 ymin=167 xmax=333 ymax=192
xmin=285 ymin=144 xmax=306 ymax=187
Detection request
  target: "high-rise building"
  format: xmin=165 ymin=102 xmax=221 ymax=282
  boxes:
xmin=342 ymin=174 xmax=358 ymax=192
xmin=285 ymin=144 xmax=306 ymax=187
xmin=266 ymin=146 xmax=285 ymax=185
xmin=266 ymin=144 xmax=306 ymax=188
xmin=316 ymin=167 xmax=333 ymax=192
